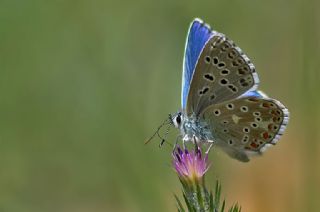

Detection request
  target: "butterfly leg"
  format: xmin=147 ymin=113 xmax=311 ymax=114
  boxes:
xmin=193 ymin=136 xmax=201 ymax=151
xmin=182 ymin=139 xmax=186 ymax=149
xmin=205 ymin=143 xmax=213 ymax=154
xmin=182 ymin=135 xmax=190 ymax=149
xmin=172 ymin=135 xmax=183 ymax=152
xmin=193 ymin=135 xmax=198 ymax=146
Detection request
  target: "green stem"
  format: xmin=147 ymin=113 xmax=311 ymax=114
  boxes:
xmin=175 ymin=179 xmax=241 ymax=212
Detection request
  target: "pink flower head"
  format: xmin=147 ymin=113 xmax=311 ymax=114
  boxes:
xmin=173 ymin=146 xmax=209 ymax=182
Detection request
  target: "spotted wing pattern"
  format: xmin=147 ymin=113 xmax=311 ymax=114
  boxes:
xmin=201 ymin=94 xmax=289 ymax=162
xmin=186 ymin=32 xmax=259 ymax=115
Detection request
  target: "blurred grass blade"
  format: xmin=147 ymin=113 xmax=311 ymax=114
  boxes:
xmin=228 ymin=203 xmax=241 ymax=212
xmin=221 ymin=200 xmax=226 ymax=212
xmin=174 ymin=194 xmax=185 ymax=212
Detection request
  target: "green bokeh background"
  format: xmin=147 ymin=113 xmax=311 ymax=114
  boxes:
xmin=0 ymin=0 xmax=319 ymax=211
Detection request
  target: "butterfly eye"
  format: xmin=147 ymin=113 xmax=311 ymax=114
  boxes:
xmin=176 ymin=115 xmax=181 ymax=124
xmin=172 ymin=113 xmax=182 ymax=128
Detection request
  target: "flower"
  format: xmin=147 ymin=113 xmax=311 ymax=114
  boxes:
xmin=173 ymin=145 xmax=242 ymax=211
xmin=173 ymin=145 xmax=209 ymax=183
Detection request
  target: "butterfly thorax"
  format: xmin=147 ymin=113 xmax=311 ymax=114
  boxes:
xmin=180 ymin=113 xmax=213 ymax=143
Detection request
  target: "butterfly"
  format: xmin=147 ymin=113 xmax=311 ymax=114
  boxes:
xmin=148 ymin=18 xmax=289 ymax=162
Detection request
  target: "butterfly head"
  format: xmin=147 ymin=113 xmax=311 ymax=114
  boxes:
xmin=170 ymin=112 xmax=183 ymax=129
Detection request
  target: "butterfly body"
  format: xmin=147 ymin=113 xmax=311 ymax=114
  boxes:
xmin=175 ymin=113 xmax=214 ymax=144
xmin=169 ymin=18 xmax=289 ymax=162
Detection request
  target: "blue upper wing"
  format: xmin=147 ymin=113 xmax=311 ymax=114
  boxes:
xmin=181 ymin=18 xmax=215 ymax=109
xmin=240 ymin=90 xmax=267 ymax=98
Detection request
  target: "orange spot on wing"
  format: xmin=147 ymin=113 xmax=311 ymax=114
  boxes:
xmin=248 ymin=98 xmax=259 ymax=102
xmin=262 ymin=102 xmax=270 ymax=108
xmin=250 ymin=142 xmax=258 ymax=148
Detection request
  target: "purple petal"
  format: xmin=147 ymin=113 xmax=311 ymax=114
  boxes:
xmin=175 ymin=153 xmax=181 ymax=163
xmin=196 ymin=147 xmax=202 ymax=159
xmin=185 ymin=148 xmax=189 ymax=155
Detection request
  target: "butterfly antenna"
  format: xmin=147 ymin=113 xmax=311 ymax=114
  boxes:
xmin=159 ymin=122 xmax=174 ymax=148
xmin=144 ymin=117 xmax=171 ymax=145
